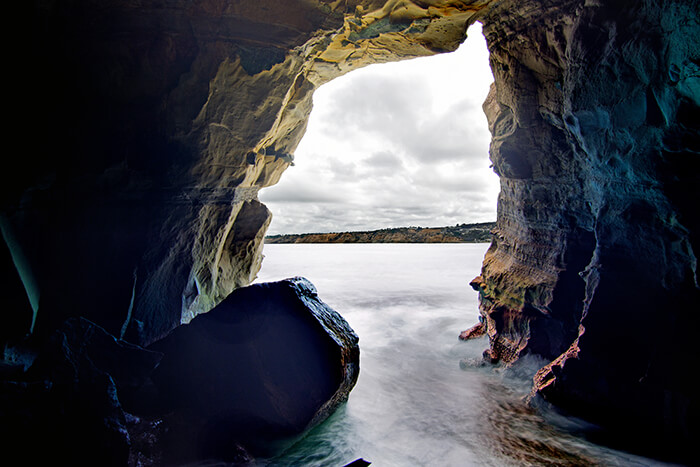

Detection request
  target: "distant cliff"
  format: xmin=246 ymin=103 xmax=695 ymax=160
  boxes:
xmin=265 ymin=222 xmax=496 ymax=244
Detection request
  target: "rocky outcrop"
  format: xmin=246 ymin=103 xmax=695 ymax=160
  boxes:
xmin=471 ymin=0 xmax=700 ymax=459
xmin=3 ymin=0 xmax=699 ymax=463
xmin=0 ymin=278 xmax=358 ymax=464
xmin=266 ymin=222 xmax=495 ymax=243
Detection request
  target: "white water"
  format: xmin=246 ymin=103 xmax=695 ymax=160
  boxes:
xmin=253 ymin=243 xmax=675 ymax=467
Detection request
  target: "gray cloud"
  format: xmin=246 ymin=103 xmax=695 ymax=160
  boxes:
xmin=259 ymin=180 xmax=346 ymax=204
xmin=362 ymin=151 xmax=404 ymax=177
xmin=316 ymin=83 xmax=490 ymax=167
xmin=365 ymin=151 xmax=403 ymax=168
xmin=317 ymin=74 xmax=427 ymax=132
xmin=328 ymin=158 xmax=358 ymax=181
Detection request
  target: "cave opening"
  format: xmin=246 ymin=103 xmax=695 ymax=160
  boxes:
xmin=251 ymin=23 xmax=524 ymax=466
xmin=260 ymin=22 xmax=498 ymax=236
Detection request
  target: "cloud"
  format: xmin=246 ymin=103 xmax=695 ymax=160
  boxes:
xmin=311 ymin=74 xmax=491 ymax=167
xmin=365 ymin=151 xmax=402 ymax=168
xmin=259 ymin=173 xmax=346 ymax=204
xmin=362 ymin=151 xmax=404 ymax=177
xmin=260 ymin=22 xmax=498 ymax=235
xmin=328 ymin=158 xmax=358 ymax=181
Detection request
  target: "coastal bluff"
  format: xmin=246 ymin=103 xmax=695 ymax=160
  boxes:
xmin=265 ymin=222 xmax=495 ymax=244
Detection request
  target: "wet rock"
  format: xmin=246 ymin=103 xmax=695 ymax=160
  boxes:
xmin=0 ymin=318 xmax=162 ymax=465
xmin=343 ymin=459 xmax=372 ymax=467
xmin=148 ymin=277 xmax=359 ymax=460
xmin=1 ymin=280 xmax=358 ymax=465
xmin=459 ymin=322 xmax=486 ymax=340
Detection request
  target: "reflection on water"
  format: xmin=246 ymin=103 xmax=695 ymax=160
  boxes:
xmin=475 ymin=365 xmax=598 ymax=466
xmin=254 ymin=244 xmax=675 ymax=467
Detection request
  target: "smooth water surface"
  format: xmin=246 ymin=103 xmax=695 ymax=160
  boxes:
xmin=254 ymin=244 xmax=676 ymax=467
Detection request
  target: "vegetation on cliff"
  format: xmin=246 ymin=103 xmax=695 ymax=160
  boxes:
xmin=265 ymin=222 xmax=495 ymax=243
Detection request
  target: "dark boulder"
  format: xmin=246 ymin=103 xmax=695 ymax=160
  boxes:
xmin=148 ymin=276 xmax=360 ymax=460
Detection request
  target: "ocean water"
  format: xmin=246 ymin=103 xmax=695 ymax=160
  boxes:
xmin=253 ymin=243 xmax=675 ymax=467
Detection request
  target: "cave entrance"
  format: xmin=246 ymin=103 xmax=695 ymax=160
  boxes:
xmin=253 ymin=25 xmax=502 ymax=465
xmin=260 ymin=22 xmax=498 ymax=236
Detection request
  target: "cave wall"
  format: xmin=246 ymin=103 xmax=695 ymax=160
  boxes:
xmin=6 ymin=0 xmax=337 ymax=343
xmin=5 ymin=0 xmax=488 ymax=345
xmin=476 ymin=0 xmax=700 ymax=452
xmin=3 ymin=0 xmax=699 ymax=456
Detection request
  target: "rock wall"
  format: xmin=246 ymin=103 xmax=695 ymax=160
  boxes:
xmin=3 ymin=0 xmax=699 ymax=460
xmin=4 ymin=0 xmax=489 ymax=346
xmin=474 ymin=0 xmax=699 ymax=456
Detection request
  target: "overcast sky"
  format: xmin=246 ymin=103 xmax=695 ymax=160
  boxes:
xmin=260 ymin=22 xmax=498 ymax=235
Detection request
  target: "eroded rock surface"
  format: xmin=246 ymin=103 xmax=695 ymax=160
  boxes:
xmin=472 ymin=0 xmax=700 ymax=458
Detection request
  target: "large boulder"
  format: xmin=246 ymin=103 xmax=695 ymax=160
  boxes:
xmin=148 ymin=277 xmax=360 ymax=460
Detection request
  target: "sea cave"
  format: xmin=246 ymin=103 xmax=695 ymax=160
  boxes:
xmin=2 ymin=1 xmax=699 ymax=465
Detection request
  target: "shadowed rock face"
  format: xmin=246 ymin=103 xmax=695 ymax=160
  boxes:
xmin=3 ymin=0 xmax=699 ymax=461
xmin=474 ymin=0 xmax=700 ymax=457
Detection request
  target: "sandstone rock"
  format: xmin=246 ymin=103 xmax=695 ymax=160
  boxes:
xmin=266 ymin=222 xmax=495 ymax=243
xmin=458 ymin=321 xmax=486 ymax=340
xmin=148 ymin=277 xmax=359 ymax=459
